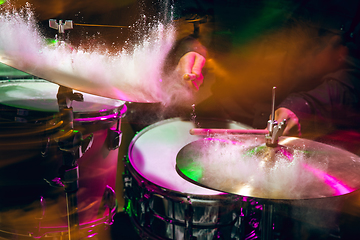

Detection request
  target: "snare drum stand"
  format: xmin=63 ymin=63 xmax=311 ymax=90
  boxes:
xmin=55 ymin=86 xmax=94 ymax=240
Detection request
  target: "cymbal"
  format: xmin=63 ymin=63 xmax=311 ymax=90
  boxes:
xmin=176 ymin=135 xmax=360 ymax=200
xmin=0 ymin=55 xmax=160 ymax=103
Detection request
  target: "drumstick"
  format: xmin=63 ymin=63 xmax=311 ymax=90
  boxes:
xmin=190 ymin=128 xmax=269 ymax=135
xmin=183 ymin=73 xmax=197 ymax=81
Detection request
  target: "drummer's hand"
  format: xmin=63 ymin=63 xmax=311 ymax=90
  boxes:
xmin=176 ymin=52 xmax=206 ymax=91
xmin=274 ymin=107 xmax=301 ymax=136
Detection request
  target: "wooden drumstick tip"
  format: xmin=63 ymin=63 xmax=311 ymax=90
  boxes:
xmin=183 ymin=73 xmax=197 ymax=81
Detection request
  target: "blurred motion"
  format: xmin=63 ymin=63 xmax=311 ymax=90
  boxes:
xmin=1 ymin=0 xmax=360 ymax=240
xmin=0 ymin=78 xmax=126 ymax=239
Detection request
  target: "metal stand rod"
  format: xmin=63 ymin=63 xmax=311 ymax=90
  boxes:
xmin=271 ymin=86 xmax=276 ymax=123
xmin=261 ymin=202 xmax=274 ymax=240
xmin=66 ymin=190 xmax=80 ymax=240
xmin=56 ymin=86 xmax=87 ymax=240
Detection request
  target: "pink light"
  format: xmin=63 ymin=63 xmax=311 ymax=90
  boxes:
xmin=74 ymin=113 xmax=118 ymax=122
xmin=87 ymin=233 xmax=98 ymax=238
xmin=302 ymin=164 xmax=354 ymax=195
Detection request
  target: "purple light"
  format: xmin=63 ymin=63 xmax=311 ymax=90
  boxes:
xmin=302 ymin=164 xmax=354 ymax=195
xmin=278 ymin=147 xmax=293 ymax=161
xmin=74 ymin=113 xmax=118 ymax=122
xmin=87 ymin=233 xmax=98 ymax=238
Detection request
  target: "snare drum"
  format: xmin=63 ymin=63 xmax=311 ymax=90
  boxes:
xmin=125 ymin=118 xmax=254 ymax=240
xmin=0 ymin=79 xmax=126 ymax=239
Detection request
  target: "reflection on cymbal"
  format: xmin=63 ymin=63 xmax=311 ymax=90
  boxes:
xmin=176 ymin=135 xmax=360 ymax=200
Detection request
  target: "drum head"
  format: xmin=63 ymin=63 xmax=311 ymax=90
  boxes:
xmin=0 ymin=79 xmax=125 ymax=113
xmin=128 ymin=118 xmax=251 ymax=195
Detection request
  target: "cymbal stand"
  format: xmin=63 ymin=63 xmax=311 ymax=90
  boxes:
xmin=259 ymin=87 xmax=287 ymax=239
xmin=55 ymin=86 xmax=93 ymax=240
xmin=265 ymin=86 xmax=287 ymax=147
xmin=49 ymin=19 xmax=73 ymax=43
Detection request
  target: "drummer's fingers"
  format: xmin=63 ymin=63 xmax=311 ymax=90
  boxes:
xmin=274 ymin=108 xmax=301 ymax=136
xmin=283 ymin=117 xmax=301 ymax=136
xmin=177 ymin=52 xmax=203 ymax=75
xmin=190 ymin=74 xmax=204 ymax=91
xmin=191 ymin=53 xmax=206 ymax=77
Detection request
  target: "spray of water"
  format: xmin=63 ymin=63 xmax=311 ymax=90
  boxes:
xmin=0 ymin=1 xmax=193 ymax=104
xmin=182 ymin=134 xmax=340 ymax=200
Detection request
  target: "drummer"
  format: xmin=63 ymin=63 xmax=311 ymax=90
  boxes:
xmin=172 ymin=0 xmax=360 ymax=139
xmin=272 ymin=26 xmax=360 ymax=139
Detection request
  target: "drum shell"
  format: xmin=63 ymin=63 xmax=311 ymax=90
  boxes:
xmin=125 ymin=162 xmax=243 ymax=240
xmin=0 ymin=80 xmax=126 ymax=238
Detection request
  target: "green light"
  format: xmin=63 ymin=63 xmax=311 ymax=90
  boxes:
xmin=0 ymin=0 xmax=7 ymax=5
xmin=180 ymin=161 xmax=204 ymax=182
xmin=45 ymin=38 xmax=58 ymax=46
xmin=125 ymin=199 xmax=132 ymax=217
xmin=246 ymin=145 xmax=267 ymax=156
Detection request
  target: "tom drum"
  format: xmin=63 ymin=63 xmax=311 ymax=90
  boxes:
xmin=0 ymin=79 xmax=126 ymax=239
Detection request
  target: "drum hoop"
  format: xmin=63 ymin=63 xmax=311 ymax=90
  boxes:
xmin=0 ymin=79 xmax=126 ymax=123
xmin=127 ymin=117 xmax=244 ymax=202
xmin=125 ymin=157 xmax=241 ymax=204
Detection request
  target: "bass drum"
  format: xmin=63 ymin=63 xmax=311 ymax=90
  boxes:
xmin=125 ymin=118 xmax=258 ymax=240
xmin=0 ymin=79 xmax=126 ymax=239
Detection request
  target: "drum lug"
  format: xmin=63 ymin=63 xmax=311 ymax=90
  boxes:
xmin=137 ymin=184 xmax=151 ymax=227
xmin=98 ymin=185 xmax=117 ymax=224
xmin=123 ymin=173 xmax=133 ymax=202
xmin=123 ymin=174 xmax=132 ymax=189
xmin=56 ymin=130 xmax=94 ymax=164
xmin=107 ymin=127 xmax=122 ymax=150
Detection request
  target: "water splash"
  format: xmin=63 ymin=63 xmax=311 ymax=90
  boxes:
xmin=0 ymin=1 xmax=191 ymax=104
xmin=190 ymin=103 xmax=200 ymax=127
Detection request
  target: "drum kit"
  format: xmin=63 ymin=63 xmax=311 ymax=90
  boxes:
xmin=0 ymin=17 xmax=360 ymax=240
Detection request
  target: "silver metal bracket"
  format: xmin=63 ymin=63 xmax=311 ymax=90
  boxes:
xmin=49 ymin=19 xmax=73 ymax=34
xmin=265 ymin=119 xmax=287 ymax=147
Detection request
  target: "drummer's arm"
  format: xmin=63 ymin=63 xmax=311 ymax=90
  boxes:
xmin=273 ymin=78 xmax=350 ymax=138
xmin=273 ymin=88 xmax=318 ymax=137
